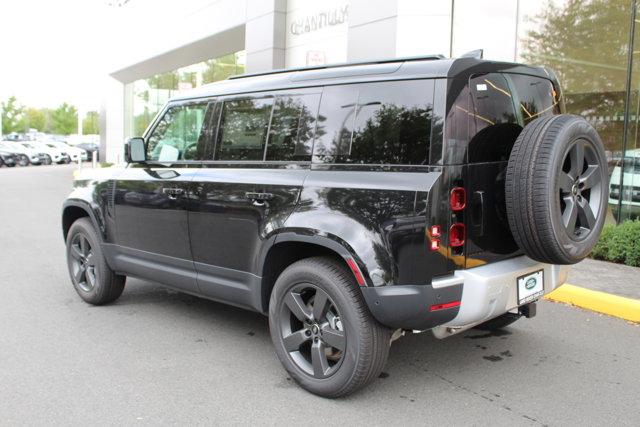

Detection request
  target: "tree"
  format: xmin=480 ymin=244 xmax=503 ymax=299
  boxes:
xmin=82 ymin=111 xmax=99 ymax=135
xmin=24 ymin=107 xmax=46 ymax=132
xmin=51 ymin=103 xmax=77 ymax=135
xmin=1 ymin=96 xmax=25 ymax=134
xmin=520 ymin=0 xmax=631 ymax=153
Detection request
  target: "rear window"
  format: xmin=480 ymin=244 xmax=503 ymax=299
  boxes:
xmin=447 ymin=72 xmax=559 ymax=164
xmin=312 ymin=80 xmax=435 ymax=165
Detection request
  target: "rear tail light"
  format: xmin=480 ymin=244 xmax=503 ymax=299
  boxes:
xmin=449 ymin=223 xmax=465 ymax=247
xmin=429 ymin=225 xmax=441 ymax=251
xmin=450 ymin=187 xmax=466 ymax=211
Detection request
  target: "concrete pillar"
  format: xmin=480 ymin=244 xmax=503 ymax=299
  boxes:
xmin=102 ymin=76 xmax=126 ymax=164
xmin=245 ymin=0 xmax=287 ymax=72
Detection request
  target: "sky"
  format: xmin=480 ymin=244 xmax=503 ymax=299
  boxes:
xmin=0 ymin=0 xmax=118 ymax=112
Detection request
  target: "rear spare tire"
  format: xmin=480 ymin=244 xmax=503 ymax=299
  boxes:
xmin=505 ymin=114 xmax=608 ymax=264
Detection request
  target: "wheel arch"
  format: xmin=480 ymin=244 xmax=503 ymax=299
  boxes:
xmin=258 ymin=231 xmax=369 ymax=313
xmin=62 ymin=200 xmax=104 ymax=243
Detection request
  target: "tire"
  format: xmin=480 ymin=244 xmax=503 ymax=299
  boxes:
xmin=474 ymin=313 xmax=521 ymax=331
xmin=17 ymin=154 xmax=30 ymax=167
xmin=43 ymin=155 xmax=52 ymax=165
xmin=505 ymin=114 xmax=608 ymax=264
xmin=65 ymin=218 xmax=125 ymax=305
xmin=269 ymin=257 xmax=391 ymax=398
xmin=63 ymin=157 xmax=71 ymax=164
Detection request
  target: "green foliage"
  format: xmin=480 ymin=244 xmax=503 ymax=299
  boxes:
xmin=1 ymin=96 xmax=26 ymax=134
xmin=25 ymin=107 xmax=48 ymax=132
xmin=82 ymin=111 xmax=99 ymax=135
xmin=591 ymin=220 xmax=640 ymax=266
xmin=51 ymin=103 xmax=77 ymax=135
xmin=520 ymin=0 xmax=631 ymax=154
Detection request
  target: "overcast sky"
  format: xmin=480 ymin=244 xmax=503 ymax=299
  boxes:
xmin=0 ymin=0 xmax=117 ymax=112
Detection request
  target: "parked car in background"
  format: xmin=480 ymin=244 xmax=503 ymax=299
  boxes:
xmin=0 ymin=150 xmax=18 ymax=167
xmin=75 ymin=142 xmax=99 ymax=161
xmin=0 ymin=140 xmax=48 ymax=165
xmin=30 ymin=141 xmax=69 ymax=164
xmin=0 ymin=141 xmax=31 ymax=166
xmin=45 ymin=139 xmax=88 ymax=162
xmin=609 ymin=149 xmax=640 ymax=220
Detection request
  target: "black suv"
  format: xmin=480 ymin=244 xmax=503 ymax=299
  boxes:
xmin=62 ymin=56 xmax=608 ymax=397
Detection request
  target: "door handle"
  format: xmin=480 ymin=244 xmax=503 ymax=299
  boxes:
xmin=162 ymin=187 xmax=184 ymax=199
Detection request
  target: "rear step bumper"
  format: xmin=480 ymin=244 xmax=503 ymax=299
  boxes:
xmin=431 ymin=256 xmax=569 ymax=338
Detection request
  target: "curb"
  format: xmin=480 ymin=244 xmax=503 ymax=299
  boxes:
xmin=544 ymin=284 xmax=640 ymax=323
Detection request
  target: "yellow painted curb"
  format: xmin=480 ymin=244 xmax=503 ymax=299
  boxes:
xmin=544 ymin=284 xmax=640 ymax=323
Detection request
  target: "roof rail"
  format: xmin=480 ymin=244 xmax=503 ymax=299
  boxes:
xmin=228 ymin=54 xmax=446 ymax=80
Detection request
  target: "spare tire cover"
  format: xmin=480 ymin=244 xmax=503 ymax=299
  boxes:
xmin=505 ymin=114 xmax=609 ymax=264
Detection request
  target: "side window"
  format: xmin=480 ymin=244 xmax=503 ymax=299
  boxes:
xmin=508 ymin=74 xmax=559 ymax=125
xmin=266 ymin=94 xmax=320 ymax=161
xmin=313 ymin=81 xmax=434 ymax=165
xmin=214 ymin=98 xmax=273 ymax=161
xmin=466 ymin=73 xmax=520 ymax=163
xmin=146 ymin=103 xmax=210 ymax=161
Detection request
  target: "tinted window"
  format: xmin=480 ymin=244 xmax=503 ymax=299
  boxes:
xmin=463 ymin=73 xmax=559 ymax=163
xmin=215 ymin=98 xmax=273 ymax=161
xmin=147 ymin=103 xmax=210 ymax=161
xmin=313 ymin=80 xmax=434 ymax=165
xmin=266 ymin=94 xmax=320 ymax=161
xmin=509 ymin=74 xmax=559 ymax=124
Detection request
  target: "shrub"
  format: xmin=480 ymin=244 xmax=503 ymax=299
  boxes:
xmin=591 ymin=220 xmax=640 ymax=267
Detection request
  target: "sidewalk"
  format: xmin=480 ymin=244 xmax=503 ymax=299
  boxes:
xmin=547 ymin=258 xmax=640 ymax=323
xmin=566 ymin=258 xmax=640 ymax=300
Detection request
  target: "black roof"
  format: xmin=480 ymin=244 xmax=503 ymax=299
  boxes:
xmin=171 ymin=56 xmax=553 ymax=102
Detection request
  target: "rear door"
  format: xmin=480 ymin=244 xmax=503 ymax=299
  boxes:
xmin=113 ymin=101 xmax=214 ymax=292
xmin=188 ymin=89 xmax=320 ymax=309
xmin=460 ymin=72 xmax=560 ymax=265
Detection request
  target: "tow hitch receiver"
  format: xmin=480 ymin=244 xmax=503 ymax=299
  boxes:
xmin=520 ymin=302 xmax=537 ymax=318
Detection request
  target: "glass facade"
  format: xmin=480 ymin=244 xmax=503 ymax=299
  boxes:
xmin=517 ymin=0 xmax=640 ymax=224
xmin=124 ymin=51 xmax=245 ymax=139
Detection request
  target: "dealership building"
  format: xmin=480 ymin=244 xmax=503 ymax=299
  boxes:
xmin=102 ymin=0 xmax=640 ymax=221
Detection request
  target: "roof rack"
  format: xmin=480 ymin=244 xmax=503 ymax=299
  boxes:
xmin=228 ymin=54 xmax=446 ymax=80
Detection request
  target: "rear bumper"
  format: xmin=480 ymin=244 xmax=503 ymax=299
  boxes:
xmin=361 ymin=255 xmax=568 ymax=334
xmin=431 ymin=256 xmax=568 ymax=338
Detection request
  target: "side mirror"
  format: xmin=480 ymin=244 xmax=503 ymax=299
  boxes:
xmin=125 ymin=137 xmax=146 ymax=163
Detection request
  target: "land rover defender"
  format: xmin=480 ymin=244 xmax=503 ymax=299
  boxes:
xmin=62 ymin=55 xmax=608 ymax=397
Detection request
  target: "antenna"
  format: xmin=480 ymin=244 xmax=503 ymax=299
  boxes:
xmin=460 ymin=49 xmax=484 ymax=59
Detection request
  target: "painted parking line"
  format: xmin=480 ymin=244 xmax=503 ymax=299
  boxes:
xmin=545 ymin=284 xmax=640 ymax=323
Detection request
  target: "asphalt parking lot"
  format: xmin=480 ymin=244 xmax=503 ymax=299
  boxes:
xmin=1 ymin=164 xmax=639 ymax=426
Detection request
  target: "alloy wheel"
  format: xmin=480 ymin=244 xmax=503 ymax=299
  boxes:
xmin=559 ymin=138 xmax=603 ymax=241
xmin=69 ymin=233 xmax=97 ymax=292
xmin=279 ymin=284 xmax=346 ymax=379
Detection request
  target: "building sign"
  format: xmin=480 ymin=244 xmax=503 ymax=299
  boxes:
xmin=289 ymin=5 xmax=349 ymax=36
xmin=306 ymin=51 xmax=327 ymax=66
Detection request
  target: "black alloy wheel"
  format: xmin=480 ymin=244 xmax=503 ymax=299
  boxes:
xmin=269 ymin=257 xmax=390 ymax=398
xmin=279 ymin=283 xmax=346 ymax=379
xmin=69 ymin=233 xmax=97 ymax=292
xmin=65 ymin=218 xmax=125 ymax=304
xmin=559 ymin=139 xmax=603 ymax=241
